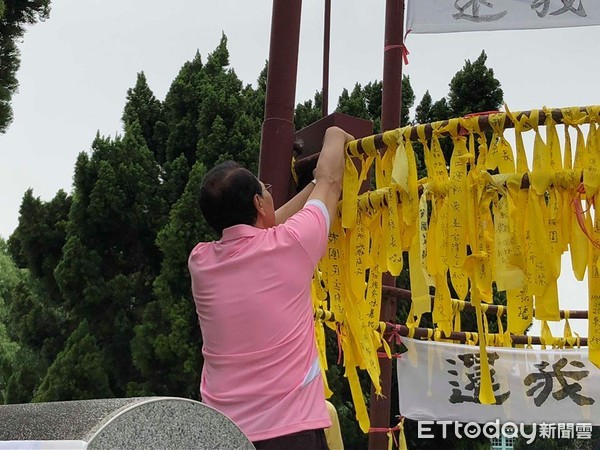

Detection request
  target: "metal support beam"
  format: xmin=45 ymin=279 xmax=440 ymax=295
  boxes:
xmin=322 ymin=0 xmax=331 ymax=117
xmin=380 ymin=0 xmax=405 ymax=133
xmin=370 ymin=2 xmax=405 ymax=449
xmin=259 ymin=0 xmax=303 ymax=208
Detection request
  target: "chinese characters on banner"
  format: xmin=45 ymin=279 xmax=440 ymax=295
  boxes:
xmin=406 ymin=0 xmax=600 ymax=33
xmin=397 ymin=337 xmax=600 ymax=424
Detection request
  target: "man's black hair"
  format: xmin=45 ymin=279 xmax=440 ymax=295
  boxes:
xmin=199 ymin=161 xmax=264 ymax=235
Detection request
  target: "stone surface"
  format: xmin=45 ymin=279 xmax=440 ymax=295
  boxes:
xmin=0 ymin=397 xmax=255 ymax=450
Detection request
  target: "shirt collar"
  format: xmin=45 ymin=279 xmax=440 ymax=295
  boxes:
xmin=220 ymin=224 xmax=262 ymax=242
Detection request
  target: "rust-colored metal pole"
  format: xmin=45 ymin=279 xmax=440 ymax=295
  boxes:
xmin=322 ymin=0 xmax=331 ymax=117
xmin=370 ymin=1 xmax=404 ymax=449
xmin=380 ymin=0 xmax=404 ymax=132
xmin=259 ymin=0 xmax=303 ymax=208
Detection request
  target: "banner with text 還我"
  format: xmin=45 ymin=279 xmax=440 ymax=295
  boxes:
xmin=406 ymin=0 xmax=600 ymax=34
xmin=397 ymin=337 xmax=600 ymax=425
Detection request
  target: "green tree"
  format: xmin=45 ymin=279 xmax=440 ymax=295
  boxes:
xmin=336 ymin=77 xmax=414 ymax=132
xmin=8 ymin=189 xmax=71 ymax=305
xmin=1 ymin=236 xmax=64 ymax=404
xmin=415 ymin=90 xmax=451 ymax=125
xmin=195 ymin=34 xmax=262 ymax=173
xmin=0 ymin=239 xmax=21 ymax=403
xmin=4 ymin=347 xmax=45 ymax=404
xmin=53 ymin=122 xmax=165 ymax=397
xmin=6 ymin=276 xmax=64 ymax=364
xmin=159 ymin=36 xmax=264 ymax=197
xmin=246 ymin=62 xmax=267 ymax=121
xmin=122 ymin=72 xmax=166 ymax=163
xmin=33 ymin=320 xmax=112 ymax=402
xmin=127 ymin=40 xmax=267 ymax=398
xmin=337 ymin=84 xmax=369 ymax=123
xmin=0 ymin=0 xmax=51 ymax=133
xmin=413 ymin=50 xmax=502 ymax=165
xmin=3 ymin=277 xmax=64 ymax=405
xmin=162 ymin=51 xmax=204 ymax=165
xmin=294 ymin=91 xmax=323 ymax=131
xmin=400 ymin=76 xmax=415 ymax=128
xmin=448 ymin=50 xmax=503 ymax=117
xmin=130 ymin=161 xmax=212 ymax=398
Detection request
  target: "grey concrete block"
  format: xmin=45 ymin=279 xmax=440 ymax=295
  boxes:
xmin=0 ymin=397 xmax=255 ymax=450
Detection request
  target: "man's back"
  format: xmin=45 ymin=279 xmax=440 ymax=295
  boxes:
xmin=189 ymin=202 xmax=331 ymax=441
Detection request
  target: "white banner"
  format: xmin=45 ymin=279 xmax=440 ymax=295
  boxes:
xmin=0 ymin=442 xmax=87 ymax=450
xmin=397 ymin=337 xmax=600 ymax=425
xmin=406 ymin=0 xmax=600 ymax=33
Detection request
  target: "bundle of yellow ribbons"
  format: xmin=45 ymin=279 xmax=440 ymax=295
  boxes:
xmin=311 ymin=105 xmax=600 ymax=436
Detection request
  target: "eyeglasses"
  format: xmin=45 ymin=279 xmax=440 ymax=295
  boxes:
xmin=262 ymin=183 xmax=273 ymax=194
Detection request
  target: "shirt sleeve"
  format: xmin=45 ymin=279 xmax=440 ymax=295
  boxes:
xmin=282 ymin=200 xmax=329 ymax=266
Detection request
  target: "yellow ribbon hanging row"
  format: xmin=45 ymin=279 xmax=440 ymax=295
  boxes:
xmin=312 ymin=105 xmax=600 ymax=433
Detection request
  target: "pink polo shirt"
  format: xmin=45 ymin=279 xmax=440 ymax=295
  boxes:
xmin=189 ymin=200 xmax=331 ymax=441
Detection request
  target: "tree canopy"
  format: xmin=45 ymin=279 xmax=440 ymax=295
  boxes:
xmin=0 ymin=0 xmax=51 ymax=133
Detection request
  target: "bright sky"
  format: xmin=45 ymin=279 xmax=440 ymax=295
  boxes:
xmin=1 ymin=0 xmax=598 ymax=337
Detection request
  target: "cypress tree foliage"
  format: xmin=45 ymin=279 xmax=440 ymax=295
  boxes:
xmin=53 ymin=121 xmax=165 ymax=397
xmin=415 ymin=90 xmax=451 ymax=126
xmin=337 ymin=84 xmax=370 ymax=123
xmin=6 ymin=276 xmax=64 ymax=364
xmin=160 ymin=155 xmax=190 ymax=208
xmin=1 ymin=236 xmax=64 ymax=405
xmin=3 ymin=280 xmax=63 ymax=404
xmin=0 ymin=240 xmax=21 ymax=403
xmin=195 ymin=34 xmax=262 ymax=173
xmin=122 ymin=72 xmax=166 ymax=164
xmin=33 ymin=320 xmax=112 ymax=402
xmin=414 ymin=50 xmax=503 ymax=164
xmin=336 ymin=76 xmax=415 ymax=132
xmin=448 ymin=50 xmax=503 ymax=117
xmin=294 ymin=91 xmax=323 ymax=131
xmin=4 ymin=347 xmax=45 ymax=404
xmin=130 ymin=161 xmax=212 ymax=398
xmin=413 ymin=90 xmax=452 ymax=175
xmin=131 ymin=41 xmax=265 ymax=397
xmin=159 ymin=36 xmax=264 ymax=204
xmin=162 ymin=51 xmax=204 ymax=165
xmin=0 ymin=0 xmax=51 ymax=133
xmin=294 ymin=76 xmax=416 ymax=135
xmin=8 ymin=189 xmax=71 ymax=305
xmin=0 ymin=274 xmax=64 ymax=405
xmin=400 ymin=77 xmax=415 ymax=128
xmin=246 ymin=62 xmax=267 ymax=122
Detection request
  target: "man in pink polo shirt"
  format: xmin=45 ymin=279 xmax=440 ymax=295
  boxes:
xmin=189 ymin=126 xmax=352 ymax=449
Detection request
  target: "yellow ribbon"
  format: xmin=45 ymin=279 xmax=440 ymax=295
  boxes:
xmin=588 ymin=197 xmax=600 ymax=368
xmin=487 ymin=113 xmax=515 ymax=173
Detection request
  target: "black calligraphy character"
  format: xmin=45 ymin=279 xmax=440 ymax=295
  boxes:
xmin=523 ymin=359 xmax=595 ymax=406
xmin=453 ymin=0 xmax=508 ymax=22
xmin=446 ymin=352 xmax=510 ymax=404
xmin=531 ymin=0 xmax=587 ymax=18
xmin=551 ymin=0 xmax=586 ymax=17
xmin=531 ymin=1 xmax=551 ymax=18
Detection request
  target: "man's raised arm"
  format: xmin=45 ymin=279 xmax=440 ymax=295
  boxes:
xmin=274 ymin=126 xmax=353 ymax=225
xmin=307 ymin=126 xmax=354 ymax=224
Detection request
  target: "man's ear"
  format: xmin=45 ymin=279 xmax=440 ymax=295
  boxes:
xmin=253 ymin=193 xmax=266 ymax=217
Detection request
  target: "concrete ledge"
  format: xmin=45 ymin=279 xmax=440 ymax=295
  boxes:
xmin=0 ymin=397 xmax=255 ymax=450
